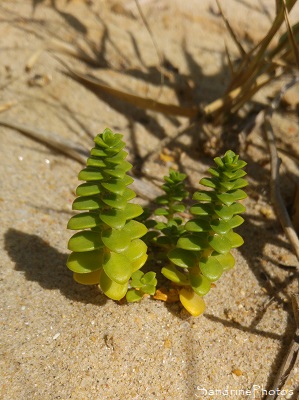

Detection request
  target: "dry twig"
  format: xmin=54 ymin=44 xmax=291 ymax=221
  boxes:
xmin=264 ymin=76 xmax=299 ymax=263
xmin=263 ymin=76 xmax=299 ymax=400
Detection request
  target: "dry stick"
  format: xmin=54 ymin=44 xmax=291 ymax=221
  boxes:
xmin=264 ymin=77 xmax=299 ymax=263
xmin=263 ymin=76 xmax=299 ymax=400
xmin=264 ymin=295 xmax=299 ymax=400
xmin=264 ymin=115 xmax=299 ymax=262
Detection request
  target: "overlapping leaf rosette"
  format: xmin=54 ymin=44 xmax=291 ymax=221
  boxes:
xmin=163 ymin=150 xmax=247 ymax=316
xmin=153 ymin=170 xmax=189 ymax=247
xmin=66 ymin=129 xmax=149 ymax=301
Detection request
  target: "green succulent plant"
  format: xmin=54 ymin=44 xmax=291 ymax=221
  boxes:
xmin=154 ymin=170 xmax=189 ymax=247
xmin=66 ymin=128 xmax=149 ymax=300
xmin=164 ymin=150 xmax=247 ymax=316
xmin=67 ymin=130 xmax=247 ymax=317
xmin=126 ymin=270 xmax=158 ymax=302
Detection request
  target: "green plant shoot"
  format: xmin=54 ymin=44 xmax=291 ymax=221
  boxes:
xmin=66 ymin=128 xmax=150 ymax=301
xmin=154 ymin=170 xmax=189 ymax=247
xmin=67 ymin=130 xmax=247 ymax=317
xmin=165 ymin=150 xmax=247 ymax=316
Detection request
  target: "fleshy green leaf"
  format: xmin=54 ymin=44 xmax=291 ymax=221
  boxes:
xmin=130 ymin=270 xmax=143 ymax=284
xmin=185 ymin=219 xmax=210 ymax=232
xmin=122 ymin=220 xmax=148 ymax=240
xmin=156 ymin=196 xmax=168 ymax=205
xmin=101 ymin=181 xmax=126 ymax=195
xmin=72 ymin=196 xmax=102 ymax=210
xmin=86 ymin=157 xmax=106 ymax=168
xmin=90 ymin=147 xmax=107 ymax=157
xmin=155 ymin=222 xmax=167 ymax=230
xmin=161 ymin=264 xmax=189 ymax=285
xmin=126 ymin=289 xmax=144 ymax=302
xmin=67 ymin=212 xmax=101 ymax=230
xmin=171 ymin=204 xmax=186 ymax=213
xmin=210 ymin=219 xmax=231 ymax=235
xmin=199 ymin=257 xmax=223 ymax=281
xmin=68 ymin=230 xmax=103 ymax=252
xmin=200 ymin=177 xmax=218 ymax=189
xmin=100 ymin=209 xmax=127 ymax=229
xmin=226 ymin=230 xmax=244 ymax=248
xmin=78 ymin=167 xmax=104 ymax=181
xmin=101 ymin=228 xmax=131 ymax=252
xmin=122 ymin=203 xmax=143 ymax=220
xmin=131 ymin=253 xmax=148 ymax=272
xmin=168 ymin=248 xmax=198 ymax=268
xmin=155 ymin=208 xmax=169 ymax=216
xmin=122 ymin=239 xmax=147 ymax=261
xmin=207 ymin=167 xmax=220 ymax=178
xmin=214 ymin=156 xmax=224 ymax=168
xmin=179 ymin=288 xmax=206 ymax=317
xmin=104 ymin=143 xmax=126 ymax=156
xmin=103 ymin=161 xmax=132 ymax=178
xmin=222 ymin=169 xmax=247 ymax=180
xmin=73 ymin=270 xmax=101 ymax=285
xmin=227 ymin=215 xmax=244 ymax=229
xmin=101 ymin=178 xmax=130 ymax=195
xmin=105 ymin=150 xmax=128 ymax=165
xmin=214 ymin=203 xmax=246 ymax=220
xmin=190 ymin=203 xmax=213 ymax=216
xmin=217 ymin=189 xmax=247 ymax=206
xmin=101 ymin=193 xmax=127 ymax=210
xmin=67 ymin=250 xmax=103 ymax=273
xmin=218 ymin=180 xmax=236 ymax=191
xmin=99 ymin=269 xmax=128 ymax=300
xmin=193 ymin=191 xmax=215 ymax=202
xmin=231 ymin=178 xmax=248 ymax=189
xmin=189 ymin=273 xmax=211 ymax=296
xmin=141 ymin=284 xmax=156 ymax=295
xmin=76 ymin=182 xmax=102 ymax=197
xmin=103 ymin=252 xmax=132 ymax=284
xmin=213 ymin=252 xmax=235 ymax=271
xmin=208 ymin=234 xmax=232 ymax=253
xmin=177 ymin=234 xmax=208 ymax=251
xmin=142 ymin=271 xmax=157 ymax=285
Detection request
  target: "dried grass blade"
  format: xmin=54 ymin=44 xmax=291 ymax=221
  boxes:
xmin=0 ymin=119 xmax=164 ymax=200
xmin=216 ymin=0 xmax=246 ymax=57
xmin=224 ymin=42 xmax=235 ymax=77
xmin=228 ymin=0 xmax=297 ymax=92
xmin=282 ymin=0 xmax=299 ymax=69
xmin=63 ymin=64 xmax=197 ymax=118
xmin=203 ymin=72 xmax=276 ymax=116
xmin=0 ymin=118 xmax=88 ymax=164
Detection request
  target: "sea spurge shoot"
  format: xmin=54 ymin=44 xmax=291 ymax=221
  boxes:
xmin=166 ymin=150 xmax=247 ymax=316
xmin=67 ymin=128 xmax=149 ymax=300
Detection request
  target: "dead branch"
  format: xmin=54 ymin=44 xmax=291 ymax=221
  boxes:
xmin=263 ymin=76 xmax=299 ymax=400
xmin=263 ymin=76 xmax=299 ymax=263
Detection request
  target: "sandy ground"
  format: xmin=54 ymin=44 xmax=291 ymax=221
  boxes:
xmin=1 ymin=1 xmax=299 ymax=399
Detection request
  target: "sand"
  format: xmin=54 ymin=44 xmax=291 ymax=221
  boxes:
xmin=1 ymin=1 xmax=299 ymax=399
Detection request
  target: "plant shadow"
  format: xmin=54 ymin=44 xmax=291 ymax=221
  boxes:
xmin=4 ymin=228 xmax=107 ymax=306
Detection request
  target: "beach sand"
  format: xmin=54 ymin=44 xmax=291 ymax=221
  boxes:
xmin=1 ymin=1 xmax=299 ymax=399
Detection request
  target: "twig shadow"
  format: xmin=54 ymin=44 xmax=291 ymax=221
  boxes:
xmin=4 ymin=228 xmax=107 ymax=306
